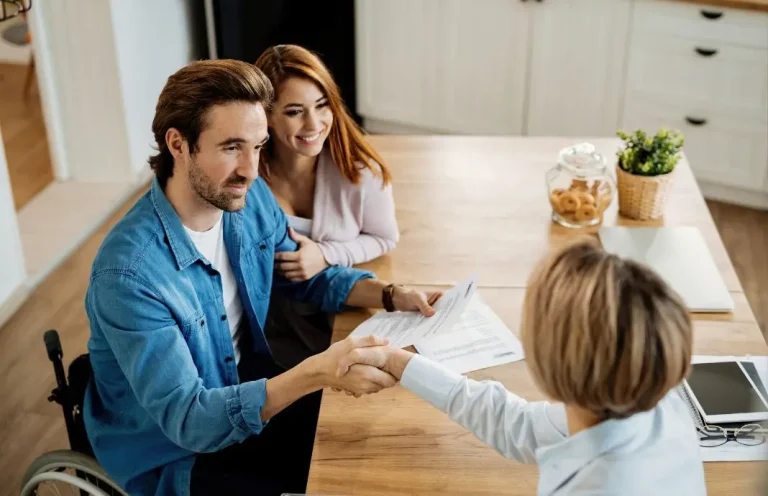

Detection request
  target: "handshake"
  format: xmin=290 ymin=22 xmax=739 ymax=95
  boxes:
xmin=307 ymin=335 xmax=414 ymax=398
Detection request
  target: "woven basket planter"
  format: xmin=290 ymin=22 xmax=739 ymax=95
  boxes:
xmin=616 ymin=165 xmax=674 ymax=221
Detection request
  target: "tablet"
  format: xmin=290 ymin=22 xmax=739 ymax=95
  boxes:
xmin=683 ymin=360 xmax=768 ymax=424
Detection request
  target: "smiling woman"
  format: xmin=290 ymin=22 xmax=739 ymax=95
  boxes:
xmin=253 ymin=45 xmax=399 ymax=368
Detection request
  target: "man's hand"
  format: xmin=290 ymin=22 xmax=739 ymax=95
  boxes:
xmin=335 ymin=345 xmax=415 ymax=383
xmin=274 ymin=227 xmax=329 ymax=281
xmin=391 ymin=287 xmax=443 ymax=316
xmin=307 ymin=335 xmax=398 ymax=396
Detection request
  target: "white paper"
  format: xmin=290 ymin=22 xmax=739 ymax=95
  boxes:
xmin=683 ymin=355 xmax=768 ymax=462
xmin=414 ymin=295 xmax=524 ymax=374
xmin=348 ymin=276 xmax=477 ymax=348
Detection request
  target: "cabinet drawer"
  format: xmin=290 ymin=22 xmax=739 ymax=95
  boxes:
xmin=622 ymin=97 xmax=768 ymax=191
xmin=626 ymin=32 xmax=768 ymax=121
xmin=634 ymin=0 xmax=768 ymax=48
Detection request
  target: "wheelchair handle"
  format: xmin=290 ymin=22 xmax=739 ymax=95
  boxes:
xmin=44 ymin=329 xmax=63 ymax=361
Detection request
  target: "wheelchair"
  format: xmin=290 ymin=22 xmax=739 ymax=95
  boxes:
xmin=19 ymin=330 xmax=127 ymax=496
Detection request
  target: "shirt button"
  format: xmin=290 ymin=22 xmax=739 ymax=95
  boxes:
xmin=224 ymin=356 xmax=234 ymax=363
xmin=200 ymin=319 xmax=205 ymax=327
xmin=260 ymin=243 xmax=267 ymax=250
xmin=220 ymin=314 xmax=227 ymax=321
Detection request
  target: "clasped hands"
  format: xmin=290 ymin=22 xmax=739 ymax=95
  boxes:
xmin=306 ymin=284 xmax=441 ymax=397
xmin=311 ymin=335 xmax=411 ymax=398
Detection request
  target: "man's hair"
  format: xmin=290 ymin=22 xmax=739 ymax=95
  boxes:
xmin=148 ymin=60 xmax=274 ymax=186
xmin=521 ymin=237 xmax=692 ymax=419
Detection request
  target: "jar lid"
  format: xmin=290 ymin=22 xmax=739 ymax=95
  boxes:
xmin=557 ymin=142 xmax=606 ymax=176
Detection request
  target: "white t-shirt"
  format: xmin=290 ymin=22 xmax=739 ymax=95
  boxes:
xmin=286 ymin=214 xmax=312 ymax=237
xmin=183 ymin=215 xmax=244 ymax=364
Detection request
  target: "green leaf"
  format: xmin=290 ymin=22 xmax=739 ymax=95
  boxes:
xmin=617 ymin=127 xmax=683 ymax=176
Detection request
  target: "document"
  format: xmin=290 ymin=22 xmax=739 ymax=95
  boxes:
xmin=415 ymin=294 xmax=524 ymax=374
xmin=347 ymin=276 xmax=477 ymax=348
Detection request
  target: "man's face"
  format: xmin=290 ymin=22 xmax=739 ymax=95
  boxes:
xmin=185 ymin=102 xmax=269 ymax=212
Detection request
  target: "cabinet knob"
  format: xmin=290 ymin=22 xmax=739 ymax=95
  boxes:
xmin=694 ymin=47 xmax=718 ymax=57
xmin=700 ymin=10 xmax=723 ymax=20
xmin=685 ymin=116 xmax=707 ymax=126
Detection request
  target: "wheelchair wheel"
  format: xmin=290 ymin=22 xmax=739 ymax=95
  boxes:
xmin=20 ymin=450 xmax=127 ymax=496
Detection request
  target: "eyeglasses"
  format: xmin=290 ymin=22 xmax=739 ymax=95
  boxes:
xmin=1 ymin=0 xmax=32 ymax=23
xmin=698 ymin=424 xmax=768 ymax=448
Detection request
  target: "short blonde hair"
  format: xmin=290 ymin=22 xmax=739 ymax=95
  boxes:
xmin=521 ymin=237 xmax=692 ymax=419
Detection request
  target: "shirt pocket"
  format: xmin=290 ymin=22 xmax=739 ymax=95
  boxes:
xmin=179 ymin=310 xmax=212 ymax=352
xmin=243 ymin=230 xmax=275 ymax=300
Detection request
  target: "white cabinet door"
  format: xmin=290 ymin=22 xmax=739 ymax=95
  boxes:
xmin=525 ymin=0 xmax=632 ymax=136
xmin=623 ymin=98 xmax=768 ymax=192
xmin=355 ymin=0 xmax=441 ymax=129
xmin=432 ymin=0 xmax=530 ymax=134
xmin=355 ymin=0 xmax=530 ymax=134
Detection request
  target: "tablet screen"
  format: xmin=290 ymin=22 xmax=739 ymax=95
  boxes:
xmin=687 ymin=362 xmax=768 ymax=416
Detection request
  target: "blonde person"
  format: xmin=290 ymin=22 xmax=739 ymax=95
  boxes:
xmin=254 ymin=45 xmax=399 ymax=367
xmin=338 ymin=238 xmax=706 ymax=495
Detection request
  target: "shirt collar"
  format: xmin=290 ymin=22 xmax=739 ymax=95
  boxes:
xmin=536 ymin=408 xmax=654 ymax=495
xmin=150 ymin=178 xmax=205 ymax=271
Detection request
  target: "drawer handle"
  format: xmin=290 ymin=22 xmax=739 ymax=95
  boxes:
xmin=685 ymin=116 xmax=707 ymax=126
xmin=700 ymin=10 xmax=723 ymax=20
xmin=694 ymin=47 xmax=718 ymax=57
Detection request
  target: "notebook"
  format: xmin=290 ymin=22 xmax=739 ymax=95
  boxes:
xmin=598 ymin=227 xmax=733 ymax=313
xmin=677 ymin=357 xmax=768 ymax=433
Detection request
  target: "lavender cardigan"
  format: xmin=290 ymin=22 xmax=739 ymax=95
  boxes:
xmin=308 ymin=148 xmax=399 ymax=266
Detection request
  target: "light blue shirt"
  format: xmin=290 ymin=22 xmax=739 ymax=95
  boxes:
xmin=401 ymin=355 xmax=706 ymax=495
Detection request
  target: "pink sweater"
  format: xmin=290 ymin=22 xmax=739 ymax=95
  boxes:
xmin=309 ymin=148 xmax=399 ymax=267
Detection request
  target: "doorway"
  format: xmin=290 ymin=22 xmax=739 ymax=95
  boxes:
xmin=0 ymin=10 xmax=53 ymax=211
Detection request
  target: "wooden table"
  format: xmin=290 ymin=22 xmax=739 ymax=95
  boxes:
xmin=307 ymin=136 xmax=768 ymax=495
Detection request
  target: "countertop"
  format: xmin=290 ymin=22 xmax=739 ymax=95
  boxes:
xmin=669 ymin=0 xmax=768 ymax=13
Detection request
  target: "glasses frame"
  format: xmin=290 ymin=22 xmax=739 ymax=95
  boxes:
xmin=698 ymin=424 xmax=768 ymax=448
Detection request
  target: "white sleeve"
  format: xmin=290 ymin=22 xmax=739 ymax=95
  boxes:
xmin=400 ymin=354 xmax=568 ymax=463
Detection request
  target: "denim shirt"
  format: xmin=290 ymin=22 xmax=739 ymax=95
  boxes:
xmin=83 ymin=178 xmax=374 ymax=496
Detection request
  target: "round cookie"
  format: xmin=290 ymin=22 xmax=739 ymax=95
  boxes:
xmin=558 ymin=191 xmax=580 ymax=213
xmin=575 ymin=203 xmax=598 ymax=222
xmin=576 ymin=191 xmax=596 ymax=206
xmin=570 ymin=179 xmax=589 ymax=192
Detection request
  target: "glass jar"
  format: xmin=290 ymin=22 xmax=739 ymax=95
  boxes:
xmin=545 ymin=142 xmax=615 ymax=228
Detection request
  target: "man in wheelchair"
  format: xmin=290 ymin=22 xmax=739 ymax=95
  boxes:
xmin=83 ymin=60 xmax=440 ymax=496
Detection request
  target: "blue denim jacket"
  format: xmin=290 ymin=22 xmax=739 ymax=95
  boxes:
xmin=83 ymin=178 xmax=374 ymax=496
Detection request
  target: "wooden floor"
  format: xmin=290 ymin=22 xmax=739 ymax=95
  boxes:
xmin=0 ymin=62 xmax=54 ymax=211
xmin=0 ymin=191 xmax=764 ymax=492
xmin=707 ymin=200 xmax=768 ymax=341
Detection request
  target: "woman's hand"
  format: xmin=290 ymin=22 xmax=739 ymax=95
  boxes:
xmin=274 ymin=227 xmax=329 ymax=281
xmin=391 ymin=286 xmax=444 ymax=316
xmin=308 ymin=335 xmax=397 ymax=396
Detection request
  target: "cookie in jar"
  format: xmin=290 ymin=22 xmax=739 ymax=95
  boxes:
xmin=546 ymin=143 xmax=615 ymax=228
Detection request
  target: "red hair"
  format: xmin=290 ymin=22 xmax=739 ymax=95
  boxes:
xmin=254 ymin=44 xmax=391 ymax=186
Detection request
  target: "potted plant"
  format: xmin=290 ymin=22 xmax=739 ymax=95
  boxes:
xmin=615 ymin=128 xmax=684 ymax=221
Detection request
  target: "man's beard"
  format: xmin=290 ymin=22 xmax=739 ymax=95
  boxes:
xmin=188 ymin=158 xmax=251 ymax=212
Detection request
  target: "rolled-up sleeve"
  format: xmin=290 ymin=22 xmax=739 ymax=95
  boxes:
xmin=88 ymin=271 xmax=268 ymax=453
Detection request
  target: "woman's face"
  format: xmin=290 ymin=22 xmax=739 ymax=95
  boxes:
xmin=269 ymin=77 xmax=333 ymax=159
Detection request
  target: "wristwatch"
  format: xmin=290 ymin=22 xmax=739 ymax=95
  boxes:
xmin=382 ymin=283 xmax=398 ymax=312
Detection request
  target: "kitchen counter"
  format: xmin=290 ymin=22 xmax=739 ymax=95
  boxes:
xmin=669 ymin=0 xmax=768 ymax=13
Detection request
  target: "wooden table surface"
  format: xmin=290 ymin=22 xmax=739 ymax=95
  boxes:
xmin=307 ymin=136 xmax=768 ymax=495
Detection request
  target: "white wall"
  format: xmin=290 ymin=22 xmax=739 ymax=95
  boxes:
xmin=109 ymin=0 xmax=198 ymax=176
xmin=31 ymin=0 xmax=198 ymax=183
xmin=0 ymin=127 xmax=27 ymax=308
